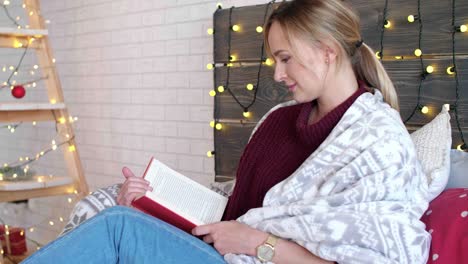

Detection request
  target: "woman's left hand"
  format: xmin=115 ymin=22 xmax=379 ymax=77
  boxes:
xmin=192 ymin=220 xmax=267 ymax=256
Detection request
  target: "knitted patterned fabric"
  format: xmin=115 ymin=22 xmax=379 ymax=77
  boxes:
xmin=223 ymin=86 xmax=367 ymax=220
xmin=225 ymin=90 xmax=430 ymax=264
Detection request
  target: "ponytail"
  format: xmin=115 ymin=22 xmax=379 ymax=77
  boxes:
xmin=353 ymin=43 xmax=399 ymax=111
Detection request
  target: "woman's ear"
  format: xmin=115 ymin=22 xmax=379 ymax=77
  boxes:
xmin=322 ymin=40 xmax=339 ymax=64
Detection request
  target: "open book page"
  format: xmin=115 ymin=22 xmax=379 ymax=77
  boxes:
xmin=144 ymin=158 xmax=228 ymax=226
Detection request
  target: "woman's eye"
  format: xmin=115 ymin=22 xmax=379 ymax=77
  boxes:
xmin=281 ymin=57 xmax=289 ymax=63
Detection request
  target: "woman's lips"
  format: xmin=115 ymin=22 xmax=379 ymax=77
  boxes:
xmin=288 ymin=83 xmax=297 ymax=92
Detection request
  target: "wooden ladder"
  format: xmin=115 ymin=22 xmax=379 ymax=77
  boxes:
xmin=0 ymin=0 xmax=88 ymax=202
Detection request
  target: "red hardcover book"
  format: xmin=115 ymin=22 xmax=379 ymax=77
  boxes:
xmin=0 ymin=225 xmax=27 ymax=255
xmin=132 ymin=157 xmax=228 ymax=234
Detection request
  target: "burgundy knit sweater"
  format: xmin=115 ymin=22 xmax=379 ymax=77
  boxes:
xmin=222 ymin=85 xmax=368 ymax=221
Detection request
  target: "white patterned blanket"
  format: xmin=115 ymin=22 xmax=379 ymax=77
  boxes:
xmin=225 ymin=91 xmax=431 ymax=264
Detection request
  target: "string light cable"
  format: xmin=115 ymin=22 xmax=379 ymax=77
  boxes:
xmin=404 ymin=0 xmax=426 ymax=123
xmin=450 ymin=0 xmax=466 ymax=150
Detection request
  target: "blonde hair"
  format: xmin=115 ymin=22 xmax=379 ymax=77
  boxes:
xmin=264 ymin=0 xmax=399 ymax=111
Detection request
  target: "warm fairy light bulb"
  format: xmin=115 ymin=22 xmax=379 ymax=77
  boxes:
xmin=243 ymin=111 xmax=251 ymax=118
xmin=384 ymin=20 xmax=391 ymax=28
xmin=215 ymin=123 xmax=223 ymax=130
xmin=14 ymin=40 xmax=23 ymax=48
xmin=10 ymin=127 xmax=15 ymax=133
xmin=407 ymin=15 xmax=416 ymax=23
xmin=207 ymin=151 xmax=214 ymax=157
xmin=457 ymin=25 xmax=467 ymax=33
xmin=13 ymin=173 xmax=17 ymax=178
xmin=457 ymin=144 xmax=467 ymax=151
xmin=32 ymin=121 xmax=36 ymax=125
xmin=49 ymin=221 xmax=54 ymax=226
xmin=58 ymin=117 xmax=66 ymax=124
xmin=40 ymin=151 xmax=45 ymax=156
xmin=2 ymin=66 xmax=5 ymax=72
xmin=375 ymin=51 xmax=382 ymax=59
xmin=59 ymin=217 xmax=64 ymax=222
xmin=206 ymin=63 xmax=214 ymax=70
xmin=52 ymin=144 xmax=57 ymax=150
xmin=210 ymin=121 xmax=215 ymax=128
xmin=209 ymin=90 xmax=216 ymax=97
xmin=394 ymin=56 xmax=404 ymax=60
xmin=447 ymin=66 xmax=455 ymax=75
xmin=50 ymin=98 xmax=57 ymax=104
xmin=68 ymin=145 xmax=76 ymax=152
xmin=207 ymin=28 xmax=214 ymax=35
xmin=264 ymin=58 xmax=274 ymax=66
xmin=217 ymin=85 xmax=225 ymax=92
xmin=68 ymin=197 xmax=73 ymax=203
xmin=256 ymin=26 xmax=263 ymax=33
xmin=231 ymin=24 xmax=240 ymax=32
xmin=421 ymin=106 xmax=429 ymax=114
xmin=29 ymin=227 xmax=34 ymax=232
xmin=246 ymin=83 xmax=254 ymax=90
xmin=3 ymin=1 xmax=10 ymax=5
xmin=3 ymin=163 xmax=8 ymax=167
xmin=33 ymin=64 xmax=38 ymax=69
xmin=52 ymin=58 xmax=56 ymax=63
xmin=229 ymin=54 xmax=236 ymax=61
xmin=425 ymin=65 xmax=434 ymax=74
xmin=414 ymin=49 xmax=422 ymax=57
xmin=216 ymin=2 xmax=222 ymax=9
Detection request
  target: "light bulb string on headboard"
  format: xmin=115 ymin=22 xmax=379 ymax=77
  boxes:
xmin=378 ymin=0 xmax=389 ymax=60
xmin=450 ymin=0 xmax=466 ymax=147
xmin=404 ymin=0 xmax=425 ymax=123
xmin=222 ymin=2 xmax=275 ymax=113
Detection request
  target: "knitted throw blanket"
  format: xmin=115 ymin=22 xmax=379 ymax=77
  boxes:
xmin=225 ymin=91 xmax=430 ymax=264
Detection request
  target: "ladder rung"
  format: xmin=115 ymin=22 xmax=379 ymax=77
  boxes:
xmin=0 ymin=103 xmax=65 ymax=111
xmin=0 ymin=176 xmax=73 ymax=191
xmin=0 ymin=27 xmax=48 ymax=37
xmin=0 ymin=103 xmax=66 ymax=122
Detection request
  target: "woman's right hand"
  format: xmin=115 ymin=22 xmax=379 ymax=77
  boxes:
xmin=116 ymin=167 xmax=153 ymax=206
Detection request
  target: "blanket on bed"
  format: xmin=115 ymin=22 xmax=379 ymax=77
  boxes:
xmin=225 ymin=90 xmax=431 ymax=264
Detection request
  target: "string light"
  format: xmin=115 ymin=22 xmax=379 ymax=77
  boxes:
xmin=207 ymin=151 xmax=215 ymax=157
xmin=243 ymin=111 xmax=251 ymax=118
xmin=264 ymin=58 xmax=274 ymax=66
xmin=377 ymin=0 xmax=389 ymax=61
xmin=217 ymin=85 xmax=225 ymax=92
xmin=207 ymin=28 xmax=214 ymax=35
xmin=420 ymin=106 xmax=429 ymax=114
xmin=407 ymin=15 xmax=419 ymax=23
xmin=425 ymin=65 xmax=434 ymax=74
xmin=231 ymin=24 xmax=240 ymax=32
xmin=209 ymin=90 xmax=216 ymax=96
xmin=375 ymin=51 xmax=382 ymax=59
xmin=216 ymin=2 xmax=222 ymax=9
xmin=455 ymin=24 xmax=467 ymax=33
xmin=256 ymin=26 xmax=263 ymax=33
xmin=229 ymin=54 xmax=237 ymax=61
xmin=206 ymin=63 xmax=214 ymax=70
xmin=450 ymin=0 xmax=466 ymax=150
xmin=68 ymin=145 xmax=76 ymax=152
xmin=384 ymin=20 xmax=392 ymax=28
xmin=394 ymin=56 xmax=404 ymax=60
xmin=447 ymin=66 xmax=455 ymax=75
xmin=414 ymin=48 xmax=422 ymax=57
xmin=210 ymin=121 xmax=216 ymax=128
xmin=215 ymin=123 xmax=223 ymax=130
xmin=246 ymin=83 xmax=254 ymax=90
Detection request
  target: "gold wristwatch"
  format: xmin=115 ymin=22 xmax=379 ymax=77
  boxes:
xmin=256 ymin=234 xmax=278 ymax=262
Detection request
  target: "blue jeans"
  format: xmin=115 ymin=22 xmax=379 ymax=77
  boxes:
xmin=23 ymin=206 xmax=226 ymax=264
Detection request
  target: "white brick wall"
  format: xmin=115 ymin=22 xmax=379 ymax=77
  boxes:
xmin=0 ymin=0 xmax=270 ymax=247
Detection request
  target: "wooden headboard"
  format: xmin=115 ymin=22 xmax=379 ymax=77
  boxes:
xmin=212 ymin=0 xmax=468 ymax=181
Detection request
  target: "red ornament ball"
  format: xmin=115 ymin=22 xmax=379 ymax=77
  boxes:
xmin=12 ymin=85 xmax=26 ymax=99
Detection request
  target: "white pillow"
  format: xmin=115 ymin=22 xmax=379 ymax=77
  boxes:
xmin=410 ymin=105 xmax=452 ymax=201
xmin=446 ymin=149 xmax=468 ymax=189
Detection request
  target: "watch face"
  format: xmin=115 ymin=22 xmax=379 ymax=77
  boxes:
xmin=257 ymin=244 xmax=274 ymax=262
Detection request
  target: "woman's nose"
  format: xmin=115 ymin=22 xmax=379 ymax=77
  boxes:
xmin=273 ymin=65 xmax=286 ymax=83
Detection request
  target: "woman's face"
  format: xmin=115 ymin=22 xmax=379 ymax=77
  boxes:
xmin=268 ymin=22 xmax=330 ymax=103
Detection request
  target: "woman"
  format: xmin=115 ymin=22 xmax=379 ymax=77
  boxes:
xmin=23 ymin=0 xmax=430 ymax=263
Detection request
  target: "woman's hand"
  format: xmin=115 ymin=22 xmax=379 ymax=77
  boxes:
xmin=192 ymin=220 xmax=267 ymax=256
xmin=116 ymin=167 xmax=153 ymax=206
